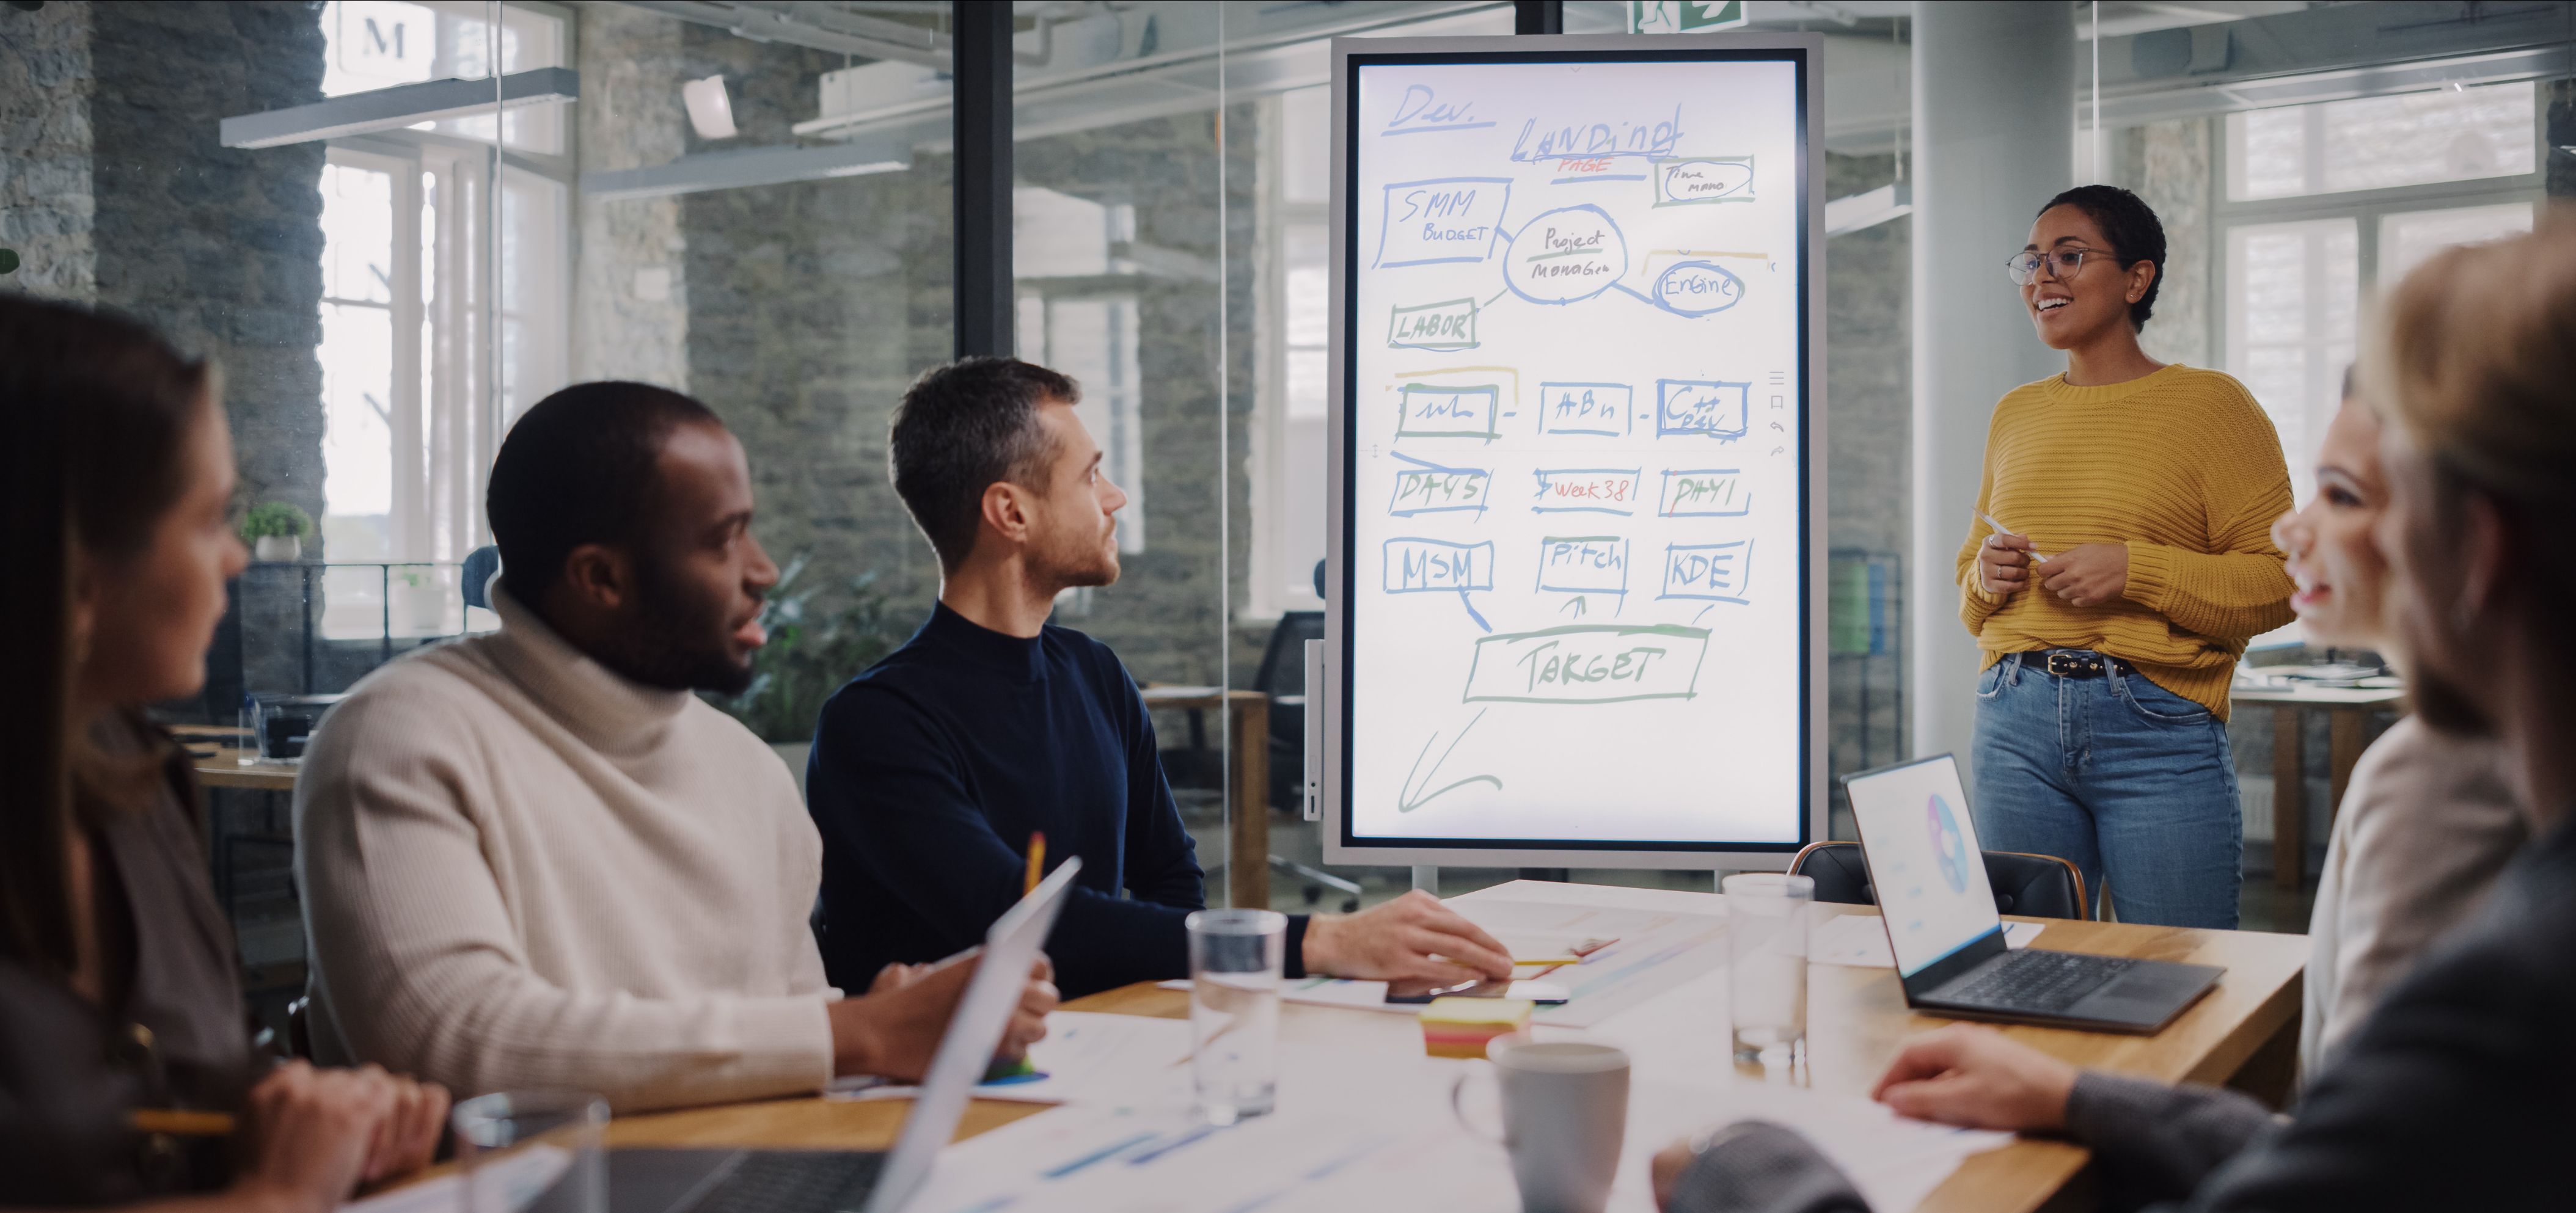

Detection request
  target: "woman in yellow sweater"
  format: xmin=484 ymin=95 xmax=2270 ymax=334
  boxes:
xmin=1964 ymin=184 xmax=2295 ymax=928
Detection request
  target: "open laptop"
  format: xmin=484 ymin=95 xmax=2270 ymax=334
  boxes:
xmin=574 ymin=857 xmax=1083 ymax=1213
xmin=1842 ymin=756 xmax=2222 ymax=1033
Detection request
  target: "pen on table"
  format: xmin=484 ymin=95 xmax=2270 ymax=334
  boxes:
xmin=1974 ymin=508 xmax=2051 ymax=564
xmin=130 ymin=1109 xmax=235 ymax=1137
xmin=1025 ymin=831 xmax=1046 ymax=896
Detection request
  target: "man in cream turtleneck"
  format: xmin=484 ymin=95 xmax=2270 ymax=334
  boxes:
xmin=295 ymin=382 xmax=1055 ymax=1113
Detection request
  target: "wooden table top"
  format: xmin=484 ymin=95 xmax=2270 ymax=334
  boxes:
xmin=187 ymin=746 xmax=301 ymax=792
xmin=597 ymin=895 xmax=2308 ymax=1213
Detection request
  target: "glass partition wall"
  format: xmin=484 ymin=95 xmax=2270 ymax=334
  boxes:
xmin=7 ymin=2 xmax=2573 ymax=960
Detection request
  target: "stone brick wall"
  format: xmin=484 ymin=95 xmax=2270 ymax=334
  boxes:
xmin=662 ymin=26 xmax=955 ymax=641
xmin=89 ymin=0 xmax=327 ymax=531
xmin=1017 ymin=104 xmax=1258 ymax=688
xmin=573 ymin=4 xmax=689 ymax=388
xmin=604 ymin=18 xmax=1262 ymax=691
xmin=0 ymin=0 xmax=95 ymax=301
xmin=2117 ymin=118 xmax=2212 ymax=369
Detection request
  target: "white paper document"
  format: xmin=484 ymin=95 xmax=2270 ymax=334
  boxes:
xmin=339 ymin=1144 xmax=568 ymax=1213
xmin=829 ymin=1011 xmax=1193 ymax=1105
xmin=904 ymin=1069 xmax=2007 ymax=1213
xmin=1810 ymin=913 xmax=2043 ymax=969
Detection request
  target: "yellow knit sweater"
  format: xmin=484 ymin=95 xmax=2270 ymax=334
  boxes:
xmin=1956 ymin=363 xmax=2296 ymax=721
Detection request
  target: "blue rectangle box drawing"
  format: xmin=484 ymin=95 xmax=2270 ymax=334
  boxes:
xmin=1537 ymin=381 xmax=1633 ymax=437
xmin=1659 ymin=539 xmax=1753 ymax=603
xmin=1658 ymin=468 xmax=1750 ymax=517
xmin=1383 ymin=538 xmax=1495 ymax=594
xmin=1396 ymin=382 xmax=1501 ymax=440
xmin=1377 ymin=177 xmax=1513 ymax=269
xmin=1655 ymin=379 xmax=1751 ymax=439
xmin=1535 ymin=536 xmax=1629 ymax=595
xmin=1389 ymin=452 xmax=1491 ymax=516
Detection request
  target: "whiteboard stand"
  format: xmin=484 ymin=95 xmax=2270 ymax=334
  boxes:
xmin=1321 ymin=32 xmax=1829 ymax=874
xmin=1412 ymin=865 xmax=1440 ymax=894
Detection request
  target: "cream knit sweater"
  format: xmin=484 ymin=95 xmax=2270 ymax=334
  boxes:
xmin=293 ymin=588 xmax=836 ymax=1112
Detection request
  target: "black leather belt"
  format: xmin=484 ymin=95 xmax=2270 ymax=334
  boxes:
xmin=2021 ymin=650 xmax=2113 ymax=678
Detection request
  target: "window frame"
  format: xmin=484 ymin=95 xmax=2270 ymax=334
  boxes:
xmin=2210 ymin=84 xmax=2547 ymax=500
xmin=1248 ymin=91 xmax=1332 ymax=622
xmin=315 ymin=0 xmax=574 ymax=570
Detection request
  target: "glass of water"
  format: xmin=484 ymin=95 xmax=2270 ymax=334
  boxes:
xmin=1187 ymin=908 xmax=1287 ymax=1124
xmin=452 ymin=1090 xmax=607 ymax=1213
xmin=1724 ymin=873 xmax=1812 ymax=1066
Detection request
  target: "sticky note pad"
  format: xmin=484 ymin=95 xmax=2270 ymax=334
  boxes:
xmin=1420 ymin=997 xmax=1533 ymax=1059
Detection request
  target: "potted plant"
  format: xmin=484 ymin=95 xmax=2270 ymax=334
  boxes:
xmin=240 ymin=502 xmax=313 ymax=563
xmin=707 ymin=557 xmax=906 ymax=795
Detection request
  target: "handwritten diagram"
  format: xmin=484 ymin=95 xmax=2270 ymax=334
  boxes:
xmin=1345 ymin=57 xmax=1808 ymax=846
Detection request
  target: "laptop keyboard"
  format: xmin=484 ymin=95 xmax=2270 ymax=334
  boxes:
xmin=1936 ymin=949 xmax=2134 ymax=1013
xmin=692 ymin=1151 xmax=887 ymax=1213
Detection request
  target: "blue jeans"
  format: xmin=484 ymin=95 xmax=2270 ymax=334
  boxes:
xmin=1969 ymin=651 xmax=2242 ymax=928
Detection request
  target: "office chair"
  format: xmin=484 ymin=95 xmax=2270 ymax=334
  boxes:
xmin=461 ymin=544 xmax=502 ymax=611
xmin=1788 ymin=840 xmax=2091 ymax=920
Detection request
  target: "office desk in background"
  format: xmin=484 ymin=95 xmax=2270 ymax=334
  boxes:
xmin=596 ymin=884 xmax=2307 ymax=1213
xmin=1137 ymin=686 xmax=1271 ymax=911
xmin=2231 ymin=682 xmax=2407 ymax=891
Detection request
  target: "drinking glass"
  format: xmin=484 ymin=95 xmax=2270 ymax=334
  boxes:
xmin=1724 ymin=873 xmax=1812 ymax=1066
xmin=1187 ymin=908 xmax=1286 ymax=1124
xmin=452 ymin=1090 xmax=607 ymax=1213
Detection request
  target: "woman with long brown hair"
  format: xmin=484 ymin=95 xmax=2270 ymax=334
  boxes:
xmin=1 ymin=295 xmax=447 ymax=1208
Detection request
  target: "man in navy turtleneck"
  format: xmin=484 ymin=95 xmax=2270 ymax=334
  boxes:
xmin=806 ymin=357 xmax=1513 ymax=1000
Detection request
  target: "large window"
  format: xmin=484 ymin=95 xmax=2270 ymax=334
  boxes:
xmin=2221 ymin=82 xmax=2541 ymax=506
xmin=313 ymin=1 xmax=571 ymax=637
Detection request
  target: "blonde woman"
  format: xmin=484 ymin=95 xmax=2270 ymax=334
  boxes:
xmin=1656 ymin=215 xmax=2576 ymax=1213
xmin=2274 ymin=382 xmax=2526 ymax=1079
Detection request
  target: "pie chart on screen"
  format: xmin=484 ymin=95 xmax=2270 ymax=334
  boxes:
xmin=1927 ymin=793 xmax=1970 ymax=894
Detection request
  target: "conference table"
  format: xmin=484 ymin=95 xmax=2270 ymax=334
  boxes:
xmin=593 ymin=881 xmax=2307 ymax=1212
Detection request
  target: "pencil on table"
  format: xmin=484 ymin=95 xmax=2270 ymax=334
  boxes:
xmin=130 ymin=1109 xmax=235 ymax=1137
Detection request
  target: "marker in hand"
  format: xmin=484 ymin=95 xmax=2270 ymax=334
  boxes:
xmin=1974 ymin=509 xmax=2051 ymax=564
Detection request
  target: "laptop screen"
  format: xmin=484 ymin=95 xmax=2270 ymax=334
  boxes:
xmin=1843 ymin=756 xmax=2002 ymax=978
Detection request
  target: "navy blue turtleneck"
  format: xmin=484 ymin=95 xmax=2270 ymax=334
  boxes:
xmin=806 ymin=602 xmax=1307 ymax=999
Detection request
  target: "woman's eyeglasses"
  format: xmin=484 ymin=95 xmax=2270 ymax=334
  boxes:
xmin=2004 ymin=247 xmax=2112 ymax=286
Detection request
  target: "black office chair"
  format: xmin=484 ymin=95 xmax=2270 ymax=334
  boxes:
xmin=1253 ymin=610 xmax=1325 ymax=809
xmin=1787 ymin=840 xmax=2091 ymax=920
xmin=461 ymin=544 xmax=502 ymax=611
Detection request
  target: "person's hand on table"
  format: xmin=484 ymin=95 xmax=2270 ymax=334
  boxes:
xmin=353 ymin=1065 xmax=449 ymax=1185
xmin=869 ymin=961 xmax=930 ymax=994
xmin=1651 ymin=1135 xmax=1700 ymax=1209
xmin=1300 ymin=889 xmax=1513 ymax=983
xmin=995 ymin=954 xmax=1058 ymax=1063
xmin=236 ymin=1060 xmax=447 ymax=1213
xmin=831 ymin=955 xmax=1059 ymax=1081
xmin=2040 ymin=542 xmax=2130 ymax=608
xmin=1870 ymin=1024 xmax=2078 ymax=1132
xmin=1977 ymin=533 xmax=2038 ymax=597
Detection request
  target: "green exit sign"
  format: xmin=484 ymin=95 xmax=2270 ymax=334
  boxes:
xmin=1630 ymin=0 xmax=1747 ymax=34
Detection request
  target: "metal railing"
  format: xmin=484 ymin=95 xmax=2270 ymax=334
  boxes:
xmin=232 ymin=561 xmax=475 ymax=694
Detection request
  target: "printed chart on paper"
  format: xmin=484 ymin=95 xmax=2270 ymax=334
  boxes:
xmin=1343 ymin=55 xmax=1809 ymax=846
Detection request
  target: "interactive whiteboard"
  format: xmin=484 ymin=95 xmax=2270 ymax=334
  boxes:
xmin=1322 ymin=35 xmax=1825 ymax=867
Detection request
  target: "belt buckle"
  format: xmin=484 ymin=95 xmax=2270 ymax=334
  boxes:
xmin=2043 ymin=652 xmax=2105 ymax=678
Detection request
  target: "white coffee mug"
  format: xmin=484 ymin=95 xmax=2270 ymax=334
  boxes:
xmin=1451 ymin=1037 xmax=1631 ymax=1213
